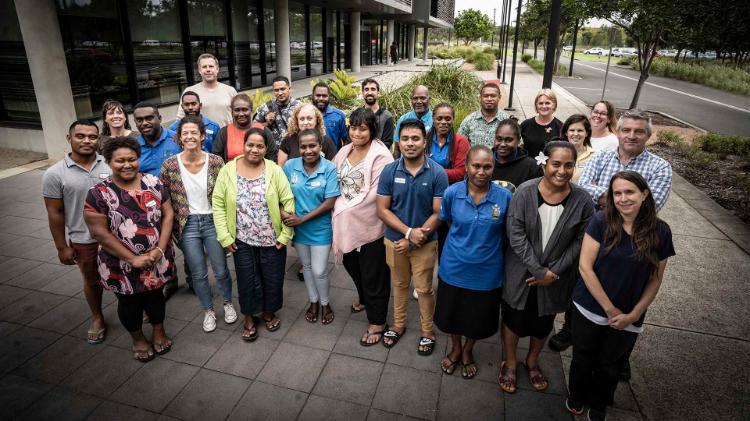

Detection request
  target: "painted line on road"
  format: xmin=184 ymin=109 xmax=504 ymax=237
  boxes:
xmin=574 ymin=62 xmax=750 ymax=114
xmin=562 ymin=86 xmax=602 ymax=91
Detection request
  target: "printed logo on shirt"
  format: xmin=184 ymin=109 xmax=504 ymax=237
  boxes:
xmin=492 ymin=204 xmax=501 ymax=220
xmin=291 ymin=173 xmax=298 ymax=185
xmin=310 ymin=181 xmax=322 ymax=187
xmin=394 ymin=177 xmax=406 ymax=184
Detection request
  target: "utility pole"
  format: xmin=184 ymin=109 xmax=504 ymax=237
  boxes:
xmin=501 ymin=0 xmax=512 ymax=83
xmin=568 ymin=18 xmax=579 ymax=77
xmin=505 ymin=0 xmax=523 ymax=111
xmin=491 ymin=8 xmax=496 ymax=46
xmin=542 ymin=0 xmax=561 ymax=88
xmin=497 ymin=0 xmax=507 ymax=79
xmin=601 ymin=27 xmax=615 ymax=100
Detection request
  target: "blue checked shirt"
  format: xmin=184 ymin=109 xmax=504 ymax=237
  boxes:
xmin=578 ymin=148 xmax=672 ymax=210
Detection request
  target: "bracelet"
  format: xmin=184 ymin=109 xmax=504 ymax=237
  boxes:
xmin=404 ymin=227 xmax=413 ymax=242
xmin=155 ymin=246 xmax=165 ymax=259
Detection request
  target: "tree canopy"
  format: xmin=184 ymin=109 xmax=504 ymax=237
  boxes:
xmin=454 ymin=9 xmax=494 ymax=46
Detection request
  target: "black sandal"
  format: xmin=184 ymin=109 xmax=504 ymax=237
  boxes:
xmin=359 ymin=326 xmax=387 ymax=347
xmin=305 ymin=303 xmax=319 ymax=323
xmin=417 ymin=337 xmax=436 ymax=356
xmin=262 ymin=314 xmax=281 ymax=332
xmin=441 ymin=356 xmax=459 ymax=375
xmin=382 ymin=328 xmax=404 ymax=349
xmin=350 ymin=303 xmax=365 ymax=313
xmin=241 ymin=317 xmax=259 ymax=342
xmin=153 ymin=339 xmax=172 ymax=356
xmin=462 ymin=359 xmax=478 ymax=379
xmin=321 ymin=305 xmax=334 ymax=325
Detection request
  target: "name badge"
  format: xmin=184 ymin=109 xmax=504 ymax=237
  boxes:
xmin=394 ymin=177 xmax=406 ymax=184
xmin=492 ymin=204 xmax=501 ymax=220
xmin=206 ymin=129 xmax=214 ymax=135
xmin=146 ymin=200 xmax=157 ymax=208
xmin=291 ymin=173 xmax=298 ymax=184
xmin=310 ymin=181 xmax=322 ymax=187
xmin=99 ymin=173 xmax=109 ymax=179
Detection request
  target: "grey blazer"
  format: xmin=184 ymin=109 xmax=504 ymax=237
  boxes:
xmin=502 ymin=178 xmax=595 ymax=315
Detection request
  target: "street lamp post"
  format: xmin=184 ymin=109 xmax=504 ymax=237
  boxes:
xmin=505 ymin=0 xmax=523 ymax=111
xmin=501 ymin=0 xmax=512 ymax=83
xmin=497 ymin=0 xmax=508 ymax=79
xmin=542 ymin=0 xmax=561 ymax=88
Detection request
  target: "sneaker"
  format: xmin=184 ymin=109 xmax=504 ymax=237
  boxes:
xmin=224 ymin=302 xmax=238 ymax=324
xmin=587 ymin=408 xmax=607 ymax=421
xmin=548 ymin=328 xmax=572 ymax=351
xmin=203 ymin=310 xmax=217 ymax=332
xmin=412 ymin=288 xmax=419 ymax=300
xmin=565 ymin=398 xmax=584 ymax=415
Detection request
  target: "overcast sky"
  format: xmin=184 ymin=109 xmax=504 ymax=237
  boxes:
xmin=454 ymin=0 xmax=608 ymax=27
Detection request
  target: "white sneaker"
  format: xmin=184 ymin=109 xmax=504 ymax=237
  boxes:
xmin=412 ymin=288 xmax=419 ymax=300
xmin=223 ymin=302 xmax=238 ymax=324
xmin=203 ymin=310 xmax=217 ymax=332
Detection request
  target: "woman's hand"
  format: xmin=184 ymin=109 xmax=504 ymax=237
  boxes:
xmin=281 ymin=210 xmax=304 ymax=227
xmin=526 ymin=270 xmax=559 ymax=286
xmin=609 ymin=312 xmax=635 ymax=330
xmin=275 ymin=241 xmax=285 ymax=250
xmin=225 ymin=243 xmax=237 ymax=253
xmin=129 ymin=254 xmax=154 ymax=269
xmin=147 ymin=248 xmax=163 ymax=263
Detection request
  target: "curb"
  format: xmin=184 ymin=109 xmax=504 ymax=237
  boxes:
xmin=0 ymin=159 xmax=55 ymax=180
xmin=647 ymin=110 xmax=708 ymax=133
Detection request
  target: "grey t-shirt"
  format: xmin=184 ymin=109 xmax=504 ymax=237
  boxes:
xmin=41 ymin=154 xmax=112 ymax=244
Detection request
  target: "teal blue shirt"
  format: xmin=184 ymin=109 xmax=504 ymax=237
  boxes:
xmin=283 ymin=157 xmax=341 ymax=245
xmin=394 ymin=110 xmax=433 ymax=143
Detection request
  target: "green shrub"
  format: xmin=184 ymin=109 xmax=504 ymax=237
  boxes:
xmin=631 ymin=58 xmax=750 ymax=95
xmin=656 ymin=129 xmax=719 ymax=165
xmin=617 ymin=57 xmax=633 ymax=66
xmin=521 ymin=53 xmax=532 ymax=63
xmin=698 ymin=133 xmax=750 ymax=159
xmin=655 ymin=130 xmax=683 ymax=146
xmin=527 ymin=59 xmax=568 ymax=76
xmin=472 ymin=53 xmax=495 ymax=70
xmin=309 ymin=69 xmax=359 ymax=109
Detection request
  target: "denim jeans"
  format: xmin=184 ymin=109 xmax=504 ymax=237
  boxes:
xmin=233 ymin=240 xmax=286 ymax=316
xmin=295 ymin=243 xmax=331 ymax=305
xmin=179 ymin=214 xmax=233 ymax=310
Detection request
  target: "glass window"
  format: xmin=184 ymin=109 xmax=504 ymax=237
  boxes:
xmin=126 ymin=0 xmax=187 ymax=106
xmin=0 ymin=0 xmax=39 ymax=125
xmin=309 ymin=7 xmax=323 ymax=77
xmin=263 ymin=0 xmax=275 ymax=79
xmin=231 ymin=0 xmax=262 ymax=89
xmin=289 ymin=2 xmax=305 ymax=81
xmin=188 ymin=0 xmax=228 ymax=82
xmin=56 ymin=0 xmax=130 ymax=120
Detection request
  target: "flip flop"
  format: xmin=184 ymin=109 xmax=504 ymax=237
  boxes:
xmin=359 ymin=326 xmax=387 ymax=347
xmin=241 ymin=317 xmax=259 ymax=342
xmin=525 ymin=363 xmax=549 ymax=391
xmin=321 ymin=305 xmax=335 ymax=325
xmin=86 ymin=326 xmax=106 ymax=345
xmin=263 ymin=316 xmax=281 ymax=332
xmin=350 ymin=304 xmax=365 ymax=313
xmin=461 ymin=359 xmax=478 ymax=379
xmin=133 ymin=347 xmax=155 ymax=363
xmin=441 ymin=356 xmax=460 ymax=375
xmin=498 ymin=361 xmax=517 ymax=393
xmin=153 ymin=339 xmax=172 ymax=355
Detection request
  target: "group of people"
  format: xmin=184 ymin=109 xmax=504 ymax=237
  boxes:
xmin=42 ymin=53 xmax=675 ymax=421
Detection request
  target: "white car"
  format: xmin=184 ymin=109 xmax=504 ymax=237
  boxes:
xmin=584 ymin=47 xmax=605 ymax=55
xmin=619 ymin=48 xmax=637 ymax=57
xmin=563 ymin=45 xmax=573 ymax=51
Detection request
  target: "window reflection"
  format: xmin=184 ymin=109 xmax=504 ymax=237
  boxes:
xmin=0 ymin=0 xmax=40 ymax=125
xmin=231 ymin=0 xmax=262 ymax=89
xmin=188 ymin=0 xmax=228 ymax=82
xmin=289 ymin=2 xmax=305 ymax=80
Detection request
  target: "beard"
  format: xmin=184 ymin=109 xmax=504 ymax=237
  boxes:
xmin=364 ymin=95 xmax=377 ymax=106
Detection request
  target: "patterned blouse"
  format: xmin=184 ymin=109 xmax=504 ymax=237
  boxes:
xmin=338 ymin=158 xmax=366 ymax=202
xmin=236 ymin=174 xmax=276 ymax=247
xmin=84 ymin=173 xmax=175 ymax=295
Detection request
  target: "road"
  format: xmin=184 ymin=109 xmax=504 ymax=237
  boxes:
xmin=555 ymin=58 xmax=750 ymax=136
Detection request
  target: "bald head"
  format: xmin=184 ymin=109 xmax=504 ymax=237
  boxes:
xmin=411 ymin=85 xmax=431 ymax=116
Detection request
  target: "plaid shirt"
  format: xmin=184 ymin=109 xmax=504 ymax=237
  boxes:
xmin=578 ymin=148 xmax=672 ymax=210
xmin=457 ymin=110 xmax=511 ymax=148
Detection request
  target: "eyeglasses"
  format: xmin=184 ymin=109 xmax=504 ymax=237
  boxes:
xmin=591 ymin=110 xmax=608 ymax=117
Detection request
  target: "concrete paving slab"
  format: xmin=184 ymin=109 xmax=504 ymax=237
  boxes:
xmin=61 ymin=345 xmax=144 ymax=398
xmin=0 ymin=257 xmax=43 ymax=284
xmin=17 ymin=386 xmax=102 ymax=421
xmin=227 ymin=381 xmax=307 ymax=421
xmin=160 ymin=322 xmax=231 ymax=366
xmin=28 ymin=297 xmax=93 ymax=334
xmin=162 ymin=368 xmax=251 ymax=421
xmin=0 ymin=327 xmax=61 ymax=374
xmin=385 ymin=328 xmax=447 ymax=373
xmin=298 ymin=394 xmax=370 ymax=421
xmin=438 ymin=374 xmax=505 ymax=421
xmin=312 ymin=353 xmax=384 ymax=406
xmin=0 ymin=374 xmax=54 ymax=419
xmin=504 ymin=387 xmax=571 ymax=420
xmin=110 ymin=358 xmax=199 ymax=413
xmin=372 ymin=363 xmax=441 ymax=420
xmin=284 ymin=305 xmax=347 ymax=351
xmin=204 ymin=335 xmax=279 ymax=379
xmin=13 ymin=335 xmax=100 ymax=384
xmin=86 ymin=401 xmax=159 ymax=421
xmin=332 ymin=319 xmax=391 ymax=362
xmin=257 ymin=341 xmax=330 ymax=393
xmin=3 ymin=261 xmax=76 ymax=290
xmin=0 ymin=284 xmax=32 ymax=309
xmin=367 ymin=408 xmax=424 ymax=421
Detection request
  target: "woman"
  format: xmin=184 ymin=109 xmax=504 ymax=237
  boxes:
xmin=589 ymin=100 xmax=619 ymax=152
xmin=213 ymin=94 xmax=278 ymax=162
xmin=100 ymin=99 xmax=135 ymax=152
xmin=278 ymin=103 xmax=338 ymax=168
xmin=498 ymin=141 xmax=595 ymax=394
xmin=560 ymin=114 xmax=595 ymax=183
xmin=159 ymin=115 xmax=236 ymax=333
xmin=426 ymin=102 xmax=471 ymax=259
xmin=282 ymin=129 xmax=341 ymax=324
xmin=212 ymin=128 xmax=295 ymax=341
xmin=492 ymin=119 xmax=543 ymax=193
xmin=566 ymin=171 xmax=674 ymax=421
xmin=520 ymin=89 xmax=563 ymax=158
xmin=83 ymin=136 xmax=175 ymax=362
xmin=435 ymin=145 xmax=512 ymax=379
xmin=332 ymin=107 xmax=394 ymax=346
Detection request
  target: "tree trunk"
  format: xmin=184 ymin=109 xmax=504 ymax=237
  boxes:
xmin=533 ymin=40 xmax=538 ymax=59
xmin=629 ymin=70 xmax=649 ymax=109
xmin=674 ymin=48 xmax=682 ymax=63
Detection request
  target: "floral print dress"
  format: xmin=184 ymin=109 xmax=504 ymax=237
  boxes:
xmin=84 ymin=173 xmax=175 ymax=294
xmin=236 ymin=174 xmax=276 ymax=247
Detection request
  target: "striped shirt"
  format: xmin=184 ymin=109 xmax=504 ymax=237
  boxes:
xmin=578 ymin=148 xmax=672 ymax=210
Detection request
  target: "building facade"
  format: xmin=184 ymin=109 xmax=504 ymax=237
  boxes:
xmin=0 ymin=0 xmax=453 ymax=158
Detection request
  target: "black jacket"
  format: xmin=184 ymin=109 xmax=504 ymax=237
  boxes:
xmin=491 ymin=148 xmax=543 ymax=193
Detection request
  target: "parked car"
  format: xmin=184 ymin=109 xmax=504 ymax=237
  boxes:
xmin=658 ymin=49 xmax=677 ymax=57
xmin=610 ymin=48 xmax=622 ymax=57
xmin=584 ymin=47 xmax=605 ymax=55
xmin=619 ymin=48 xmax=637 ymax=57
xmin=563 ymin=45 xmax=573 ymax=51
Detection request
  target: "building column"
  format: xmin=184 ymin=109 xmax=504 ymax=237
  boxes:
xmin=350 ymin=12 xmax=361 ymax=73
xmin=14 ymin=0 xmax=75 ymax=159
xmin=408 ymin=24 xmax=416 ymax=61
xmin=422 ymin=27 xmax=428 ymax=60
xmin=387 ymin=20 xmax=395 ymax=66
xmin=274 ymin=0 xmax=291 ymax=80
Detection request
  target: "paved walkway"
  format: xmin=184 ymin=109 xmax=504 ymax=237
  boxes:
xmin=0 ymin=60 xmax=748 ymax=421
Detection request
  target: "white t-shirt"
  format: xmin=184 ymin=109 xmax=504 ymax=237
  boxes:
xmin=177 ymin=82 xmax=237 ymax=126
xmin=590 ymin=133 xmax=619 ymax=152
xmin=177 ymin=153 xmax=212 ymax=214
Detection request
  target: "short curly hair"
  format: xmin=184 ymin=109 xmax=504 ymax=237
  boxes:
xmin=102 ymin=136 xmax=141 ymax=161
xmin=173 ymin=115 xmax=206 ymax=148
xmin=286 ymin=103 xmax=326 ymax=138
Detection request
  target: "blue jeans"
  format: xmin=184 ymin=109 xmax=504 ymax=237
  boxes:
xmin=179 ymin=214 xmax=233 ymax=310
xmin=233 ymin=240 xmax=286 ymax=316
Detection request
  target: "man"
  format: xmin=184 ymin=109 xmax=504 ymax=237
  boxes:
xmin=361 ymin=78 xmax=394 ymax=150
xmin=42 ymin=120 xmax=112 ymax=345
xmin=551 ymin=109 xmax=672 ymax=381
xmin=254 ymin=76 xmax=301 ymax=150
xmin=312 ymin=82 xmax=347 ymax=148
xmin=134 ymin=102 xmax=179 ymax=177
xmin=394 ymin=85 xmax=432 ymax=146
xmin=376 ymin=119 xmax=448 ymax=355
xmin=169 ymin=90 xmax=220 ymax=152
xmin=177 ymin=53 xmax=237 ymax=126
xmin=390 ymin=41 xmax=399 ymax=65
xmin=458 ymin=82 xmax=510 ymax=148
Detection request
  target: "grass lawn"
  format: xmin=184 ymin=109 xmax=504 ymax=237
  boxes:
xmin=561 ymin=51 xmax=617 ymax=64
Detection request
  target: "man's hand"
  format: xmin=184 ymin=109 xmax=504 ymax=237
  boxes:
xmin=265 ymin=111 xmax=277 ymax=126
xmin=408 ymin=227 xmax=430 ymax=247
xmin=57 ymin=246 xmax=77 ymax=265
xmin=393 ymin=238 xmax=410 ymax=254
xmin=609 ymin=313 xmax=635 ymax=330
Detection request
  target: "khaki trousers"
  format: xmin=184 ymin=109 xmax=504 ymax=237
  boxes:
xmin=384 ymin=238 xmax=437 ymax=334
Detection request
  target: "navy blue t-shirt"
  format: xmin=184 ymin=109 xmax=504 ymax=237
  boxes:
xmin=572 ymin=211 xmax=675 ymax=326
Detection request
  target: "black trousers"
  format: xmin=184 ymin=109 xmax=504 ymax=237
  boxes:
xmin=568 ymin=307 xmax=638 ymax=412
xmin=234 ymin=241 xmax=286 ymax=316
xmin=115 ymin=287 xmax=166 ymax=332
xmin=342 ymin=237 xmax=390 ymax=326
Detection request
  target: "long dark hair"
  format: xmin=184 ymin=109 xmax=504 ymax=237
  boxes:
xmin=603 ymin=171 xmax=663 ymax=270
xmin=426 ymin=103 xmax=455 ymax=167
xmin=101 ymin=99 xmax=131 ymax=136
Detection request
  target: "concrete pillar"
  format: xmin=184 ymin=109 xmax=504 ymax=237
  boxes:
xmin=14 ymin=0 xmax=76 ymax=159
xmin=422 ymin=27 xmax=428 ymax=60
xmin=350 ymin=12 xmax=361 ymax=73
xmin=387 ymin=20 xmax=395 ymax=65
xmin=274 ymin=0 xmax=291 ymax=80
xmin=408 ymin=24 xmax=416 ymax=61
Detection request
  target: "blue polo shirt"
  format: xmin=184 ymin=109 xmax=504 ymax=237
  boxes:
xmin=168 ymin=115 xmax=221 ymax=153
xmin=430 ymin=131 xmax=452 ymax=169
xmin=377 ymin=157 xmax=448 ymax=242
xmin=137 ymin=127 xmax=180 ymax=176
xmin=394 ymin=110 xmax=433 ymax=143
xmin=322 ymin=105 xmax=347 ymax=148
xmin=438 ymin=181 xmax=512 ymax=291
xmin=283 ymin=157 xmax=341 ymax=245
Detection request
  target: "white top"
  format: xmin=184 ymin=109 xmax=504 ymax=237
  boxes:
xmin=591 ymin=133 xmax=619 ymax=152
xmin=538 ymin=200 xmax=565 ymax=252
xmin=177 ymin=153 xmax=212 ymax=214
xmin=339 ymin=158 xmax=367 ymax=202
xmin=574 ymin=301 xmax=643 ymax=333
xmin=176 ymin=82 xmax=238 ymax=126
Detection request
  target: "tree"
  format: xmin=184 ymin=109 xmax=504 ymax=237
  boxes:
xmin=454 ymin=9 xmax=494 ymax=45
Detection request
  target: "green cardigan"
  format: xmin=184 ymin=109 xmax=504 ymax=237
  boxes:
xmin=212 ymin=156 xmax=295 ymax=247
